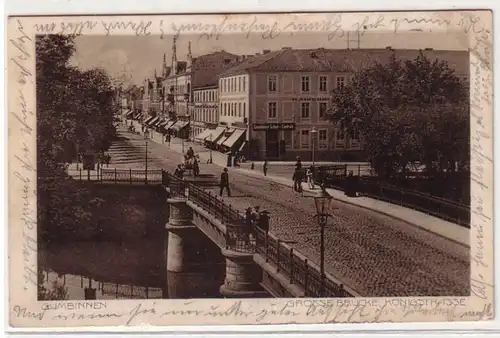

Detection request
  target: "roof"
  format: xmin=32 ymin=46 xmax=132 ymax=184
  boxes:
xmin=191 ymin=51 xmax=242 ymax=89
xmin=220 ymin=48 xmax=469 ymax=77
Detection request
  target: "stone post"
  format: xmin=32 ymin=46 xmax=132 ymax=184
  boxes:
xmin=166 ymin=199 xmax=197 ymax=273
xmin=220 ymin=249 xmax=269 ymax=298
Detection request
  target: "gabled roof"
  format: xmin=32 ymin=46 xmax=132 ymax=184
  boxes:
xmin=219 ymin=48 xmax=469 ymax=77
xmin=191 ymin=51 xmax=242 ymax=89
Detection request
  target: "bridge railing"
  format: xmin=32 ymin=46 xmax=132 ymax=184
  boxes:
xmin=254 ymin=227 xmax=355 ymax=297
xmin=162 ymin=171 xmax=357 ymax=298
xmin=69 ymin=168 xmax=163 ymax=184
xmin=319 ymin=165 xmax=471 ymax=227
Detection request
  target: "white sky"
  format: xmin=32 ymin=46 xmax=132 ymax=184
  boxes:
xmin=71 ymin=31 xmax=468 ymax=86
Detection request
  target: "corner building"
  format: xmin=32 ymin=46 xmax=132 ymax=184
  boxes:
xmin=218 ymin=47 xmax=469 ymax=161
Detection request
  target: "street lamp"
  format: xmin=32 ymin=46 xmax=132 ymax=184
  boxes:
xmin=314 ymin=187 xmax=333 ymax=296
xmin=311 ymin=127 xmax=317 ymax=166
xmin=144 ymin=129 xmax=150 ymax=183
xmin=208 ymin=133 xmax=213 ymax=164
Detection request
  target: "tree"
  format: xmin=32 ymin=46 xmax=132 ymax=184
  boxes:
xmin=327 ymin=51 xmax=468 ymax=180
xmin=36 ymin=35 xmax=119 ymax=242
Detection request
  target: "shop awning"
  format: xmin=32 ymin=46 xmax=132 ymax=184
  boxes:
xmin=133 ymin=113 xmax=142 ymax=120
xmin=222 ymin=128 xmax=246 ymax=148
xmin=165 ymin=120 xmax=177 ymax=129
xmin=159 ymin=119 xmax=171 ymax=127
xmin=144 ymin=116 xmax=155 ymax=124
xmin=125 ymin=110 xmax=134 ymax=118
xmin=216 ymin=128 xmax=234 ymax=146
xmin=195 ymin=128 xmax=215 ymax=141
xmin=147 ymin=117 xmax=160 ymax=126
xmin=154 ymin=118 xmax=164 ymax=127
xmin=208 ymin=126 xmax=227 ymax=143
xmin=171 ymin=120 xmax=189 ymax=131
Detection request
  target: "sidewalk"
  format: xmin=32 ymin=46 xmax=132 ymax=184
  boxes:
xmin=235 ymin=167 xmax=470 ymax=247
xmin=142 ymin=130 xmax=470 ymax=247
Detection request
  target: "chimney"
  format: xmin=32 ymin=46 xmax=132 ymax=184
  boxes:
xmin=263 ymin=49 xmax=271 ymax=54
xmin=282 ymin=47 xmax=292 ymax=50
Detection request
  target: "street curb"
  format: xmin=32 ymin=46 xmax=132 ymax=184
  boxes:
xmin=234 ymin=168 xmax=470 ymax=248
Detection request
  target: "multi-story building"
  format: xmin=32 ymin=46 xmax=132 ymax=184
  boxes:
xmin=161 ymin=37 xmax=241 ymax=140
xmin=192 ymin=86 xmax=218 ymax=142
xmin=216 ymin=47 xmax=469 ymax=161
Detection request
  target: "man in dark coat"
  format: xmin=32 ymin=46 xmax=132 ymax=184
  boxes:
xmin=292 ymin=167 xmax=304 ymax=194
xmin=219 ymin=168 xmax=231 ymax=197
xmin=257 ymin=210 xmax=270 ymax=233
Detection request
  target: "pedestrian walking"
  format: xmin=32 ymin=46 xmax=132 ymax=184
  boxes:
xmin=292 ymin=167 xmax=304 ymax=195
xmin=263 ymin=159 xmax=268 ymax=176
xmin=306 ymin=165 xmax=315 ymax=189
xmin=295 ymin=156 xmax=302 ymax=171
xmin=257 ymin=210 xmax=270 ymax=233
xmin=219 ymin=168 xmax=231 ymax=197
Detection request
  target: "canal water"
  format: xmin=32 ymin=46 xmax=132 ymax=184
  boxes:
xmin=39 ymin=183 xmax=227 ymax=300
xmin=39 ymin=238 xmax=227 ymax=300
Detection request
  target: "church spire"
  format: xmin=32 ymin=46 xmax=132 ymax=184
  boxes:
xmin=162 ymin=53 xmax=168 ymax=78
xmin=172 ymin=35 xmax=178 ymax=75
xmin=187 ymin=40 xmax=193 ymax=71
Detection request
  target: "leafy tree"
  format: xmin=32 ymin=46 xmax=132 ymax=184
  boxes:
xmin=38 ymin=270 xmax=69 ymax=301
xmin=36 ymin=35 xmax=119 ymax=242
xmin=327 ymin=51 xmax=468 ymax=180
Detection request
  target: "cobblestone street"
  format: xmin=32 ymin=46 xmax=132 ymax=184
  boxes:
xmin=105 ymin=131 xmax=470 ymax=297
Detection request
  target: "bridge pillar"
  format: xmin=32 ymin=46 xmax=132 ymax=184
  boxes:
xmin=165 ymin=199 xmax=226 ymax=298
xmin=220 ymin=249 xmax=269 ymax=298
xmin=166 ymin=199 xmax=198 ymax=273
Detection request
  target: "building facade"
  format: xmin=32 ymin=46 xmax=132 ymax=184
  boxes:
xmin=192 ymin=86 xmax=218 ymax=141
xmin=218 ymin=47 xmax=469 ymax=161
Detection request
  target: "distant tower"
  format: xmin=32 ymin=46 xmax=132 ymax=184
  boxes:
xmin=346 ymin=30 xmax=361 ymax=49
xmin=162 ymin=53 xmax=168 ymax=78
xmin=186 ymin=40 xmax=193 ymax=72
xmin=172 ymin=35 xmax=178 ymax=75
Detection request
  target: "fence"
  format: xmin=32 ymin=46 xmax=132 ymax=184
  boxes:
xmin=162 ymin=171 xmax=356 ymax=298
xmin=319 ymin=164 xmax=470 ymax=228
xmin=70 ymin=168 xmax=163 ymax=184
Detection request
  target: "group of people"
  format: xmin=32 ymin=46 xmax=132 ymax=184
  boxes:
xmin=243 ymin=205 xmax=270 ymax=239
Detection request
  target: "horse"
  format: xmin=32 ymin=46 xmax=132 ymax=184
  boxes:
xmin=182 ymin=155 xmax=200 ymax=177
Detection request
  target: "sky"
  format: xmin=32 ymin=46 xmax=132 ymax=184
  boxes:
xmin=70 ymin=30 xmax=468 ymax=86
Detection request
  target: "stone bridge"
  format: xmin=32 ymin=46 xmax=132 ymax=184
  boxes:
xmin=72 ymin=168 xmax=360 ymax=298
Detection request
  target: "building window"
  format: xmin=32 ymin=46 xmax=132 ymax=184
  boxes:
xmin=243 ymin=102 xmax=246 ymax=117
xmin=268 ymin=75 xmax=277 ymax=92
xmin=336 ymin=76 xmax=345 ymax=89
xmin=318 ymin=102 xmax=328 ymax=119
xmin=284 ymin=130 xmax=293 ymax=148
xmin=268 ymin=102 xmax=277 ymax=119
xmin=300 ymin=102 xmax=310 ymax=119
xmin=350 ymin=127 xmax=360 ymax=141
xmin=319 ymin=76 xmax=328 ymax=92
xmin=319 ymin=129 xmax=328 ymax=149
xmin=301 ymin=76 xmax=310 ymax=92
xmin=238 ymin=102 xmax=242 ymax=117
xmin=336 ymin=128 xmax=345 ymax=141
xmin=300 ymin=130 xmax=310 ymax=148
xmin=242 ymin=77 xmax=246 ymax=91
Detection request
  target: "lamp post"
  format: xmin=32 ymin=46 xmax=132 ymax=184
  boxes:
xmin=144 ymin=129 xmax=149 ymax=183
xmin=311 ymin=126 xmax=317 ymax=166
xmin=314 ymin=187 xmax=333 ymax=296
xmin=208 ymin=133 xmax=213 ymax=164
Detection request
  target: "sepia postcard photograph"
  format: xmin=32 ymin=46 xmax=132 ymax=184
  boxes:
xmin=7 ymin=9 xmax=494 ymax=330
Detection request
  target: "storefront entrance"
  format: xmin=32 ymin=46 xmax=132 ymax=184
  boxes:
xmin=265 ymin=130 xmax=279 ymax=158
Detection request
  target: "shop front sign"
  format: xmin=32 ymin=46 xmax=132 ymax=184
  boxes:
xmin=252 ymin=123 xmax=296 ymax=131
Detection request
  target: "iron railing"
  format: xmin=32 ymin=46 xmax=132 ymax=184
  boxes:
xmin=69 ymin=168 xmax=163 ymax=184
xmin=162 ymin=171 xmax=357 ymax=298
xmin=319 ymin=164 xmax=471 ymax=228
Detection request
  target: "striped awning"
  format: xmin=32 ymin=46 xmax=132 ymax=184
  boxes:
xmin=147 ymin=117 xmax=160 ymax=126
xmin=222 ymin=128 xmax=246 ymax=148
xmin=170 ymin=120 xmax=189 ymax=131
xmin=144 ymin=116 xmax=155 ymax=124
xmin=195 ymin=128 xmax=215 ymax=141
